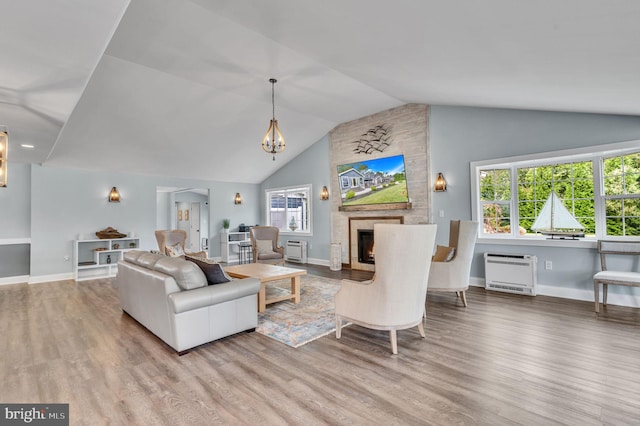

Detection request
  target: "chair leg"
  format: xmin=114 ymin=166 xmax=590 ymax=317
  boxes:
xmin=603 ymin=283 xmax=608 ymax=306
xmin=417 ymin=321 xmax=425 ymax=338
xmin=460 ymin=291 xmax=468 ymax=307
xmin=594 ymin=282 xmax=600 ymax=313
xmin=336 ymin=317 xmax=342 ymax=339
xmin=389 ymin=329 xmax=398 ymax=355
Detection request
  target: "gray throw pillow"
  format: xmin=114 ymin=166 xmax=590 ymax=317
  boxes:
xmin=187 ymin=256 xmax=232 ymax=285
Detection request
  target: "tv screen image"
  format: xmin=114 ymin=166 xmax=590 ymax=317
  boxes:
xmin=337 ymin=154 xmax=409 ymax=206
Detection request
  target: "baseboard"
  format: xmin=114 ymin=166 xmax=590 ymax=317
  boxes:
xmin=470 ymin=276 xmax=640 ymax=308
xmin=28 ymin=272 xmax=74 ymax=284
xmin=0 ymin=275 xmax=29 ymax=286
xmin=307 ymin=257 xmax=329 ymax=267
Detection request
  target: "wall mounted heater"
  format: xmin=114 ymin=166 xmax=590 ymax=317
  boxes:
xmin=484 ymin=253 xmax=537 ymax=296
xmin=286 ymin=240 xmax=308 ymax=264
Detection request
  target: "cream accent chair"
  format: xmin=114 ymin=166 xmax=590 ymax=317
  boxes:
xmin=155 ymin=229 xmax=207 ymax=259
xmin=250 ymin=226 xmax=285 ymax=266
xmin=335 ymin=223 xmax=437 ymax=355
xmin=428 ymin=220 xmax=479 ymax=307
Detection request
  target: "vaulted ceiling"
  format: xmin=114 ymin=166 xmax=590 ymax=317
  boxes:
xmin=3 ymin=0 xmax=640 ymax=183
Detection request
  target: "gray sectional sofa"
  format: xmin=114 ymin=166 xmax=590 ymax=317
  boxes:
xmin=115 ymin=251 xmax=260 ymax=354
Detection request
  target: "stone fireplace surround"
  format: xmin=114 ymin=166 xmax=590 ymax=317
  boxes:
xmin=329 ymin=104 xmax=431 ymax=269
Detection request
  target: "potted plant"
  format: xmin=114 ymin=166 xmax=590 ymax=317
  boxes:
xmin=222 ymin=219 xmax=230 ymax=233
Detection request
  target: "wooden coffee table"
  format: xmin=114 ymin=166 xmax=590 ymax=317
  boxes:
xmin=224 ymin=263 xmax=307 ymax=312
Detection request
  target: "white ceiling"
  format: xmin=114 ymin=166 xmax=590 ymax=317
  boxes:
xmin=3 ymin=0 xmax=640 ymax=183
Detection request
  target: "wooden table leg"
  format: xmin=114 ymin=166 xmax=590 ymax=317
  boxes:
xmin=258 ymin=282 xmax=266 ymax=313
xmin=291 ymin=275 xmax=301 ymax=304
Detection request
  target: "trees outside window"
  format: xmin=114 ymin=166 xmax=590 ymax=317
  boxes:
xmin=471 ymin=142 xmax=640 ymax=239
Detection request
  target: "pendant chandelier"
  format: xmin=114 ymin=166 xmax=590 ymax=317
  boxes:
xmin=262 ymin=78 xmax=285 ymax=160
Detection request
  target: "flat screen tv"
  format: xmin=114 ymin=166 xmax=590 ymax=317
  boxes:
xmin=337 ymin=154 xmax=409 ymax=206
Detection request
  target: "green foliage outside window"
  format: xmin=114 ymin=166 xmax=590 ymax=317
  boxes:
xmin=603 ymin=152 xmax=640 ymax=236
xmin=477 ymin=148 xmax=640 ymax=238
xmin=517 ymin=161 xmax=595 ymax=236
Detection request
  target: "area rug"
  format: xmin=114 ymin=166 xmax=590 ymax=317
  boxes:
xmin=256 ymin=275 xmax=348 ymax=348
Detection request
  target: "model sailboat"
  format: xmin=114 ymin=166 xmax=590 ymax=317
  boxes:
xmin=531 ymin=192 xmax=585 ymax=239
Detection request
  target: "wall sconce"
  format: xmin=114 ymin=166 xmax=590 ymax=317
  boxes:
xmin=234 ymin=192 xmax=243 ymax=204
xmin=0 ymin=127 xmax=7 ymax=188
xmin=434 ymin=173 xmax=447 ymax=192
xmin=108 ymin=187 xmax=121 ymax=202
xmin=320 ymin=186 xmax=329 ymax=200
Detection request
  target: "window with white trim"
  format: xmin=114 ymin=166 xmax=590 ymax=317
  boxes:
xmin=265 ymin=185 xmax=312 ymax=235
xmin=471 ymin=141 xmax=640 ymax=239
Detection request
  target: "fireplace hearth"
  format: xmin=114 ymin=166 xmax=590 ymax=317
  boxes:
xmin=357 ymin=230 xmax=375 ymax=264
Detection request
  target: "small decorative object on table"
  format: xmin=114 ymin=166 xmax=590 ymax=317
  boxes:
xmin=113 ymin=243 xmax=120 ymax=249
xmin=129 ymin=242 xmax=136 ymax=248
xmin=106 ymin=255 xmax=112 ymax=264
xmin=96 ymin=227 xmax=126 ymax=239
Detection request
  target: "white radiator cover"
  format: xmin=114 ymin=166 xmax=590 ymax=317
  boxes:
xmin=286 ymin=240 xmax=308 ymax=263
xmin=484 ymin=253 xmax=537 ymax=296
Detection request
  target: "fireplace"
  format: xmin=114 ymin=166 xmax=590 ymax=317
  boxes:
xmin=357 ymin=230 xmax=375 ymax=264
xmin=348 ymin=216 xmax=403 ymax=271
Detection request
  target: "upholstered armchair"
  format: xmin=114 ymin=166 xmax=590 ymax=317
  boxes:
xmin=250 ymin=226 xmax=285 ymax=266
xmin=427 ymin=220 xmax=479 ymax=307
xmin=335 ymin=223 xmax=437 ymax=355
xmin=155 ymin=229 xmax=207 ymax=259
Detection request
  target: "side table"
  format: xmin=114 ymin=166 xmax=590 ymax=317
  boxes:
xmin=238 ymin=242 xmax=252 ymax=264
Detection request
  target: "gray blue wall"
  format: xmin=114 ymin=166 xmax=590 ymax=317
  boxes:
xmin=429 ymin=106 xmax=640 ymax=305
xmin=5 ymin=105 xmax=640 ymax=308
xmin=0 ymin=163 xmax=31 ymax=279
xmin=260 ymin=135 xmax=332 ymax=264
xmin=1 ymin=164 xmax=261 ymax=283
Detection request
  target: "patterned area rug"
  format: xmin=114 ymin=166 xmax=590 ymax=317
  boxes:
xmin=256 ymin=275 xmax=348 ymax=348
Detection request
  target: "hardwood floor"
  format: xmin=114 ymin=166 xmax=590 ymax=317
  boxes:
xmin=2 ymin=265 xmax=640 ymax=425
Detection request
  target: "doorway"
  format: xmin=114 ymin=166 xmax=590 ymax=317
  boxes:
xmin=157 ymin=187 xmax=209 ymax=254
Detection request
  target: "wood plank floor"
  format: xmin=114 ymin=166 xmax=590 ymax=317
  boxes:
xmin=1 ymin=265 xmax=640 ymax=425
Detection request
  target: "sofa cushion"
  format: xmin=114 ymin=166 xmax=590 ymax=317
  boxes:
xmin=135 ymin=252 xmax=164 ymax=268
xmin=153 ymin=256 xmax=207 ymax=290
xmin=186 ymin=256 xmax=232 ymax=285
xmin=257 ymin=251 xmax=283 ymax=260
xmin=123 ymin=250 xmax=144 ymax=263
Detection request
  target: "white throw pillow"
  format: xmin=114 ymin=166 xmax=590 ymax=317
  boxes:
xmin=166 ymin=242 xmax=185 ymax=257
xmin=256 ymin=239 xmax=275 ymax=255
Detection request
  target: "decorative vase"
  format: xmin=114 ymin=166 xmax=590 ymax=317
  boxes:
xmin=106 ymin=255 xmax=112 ymax=264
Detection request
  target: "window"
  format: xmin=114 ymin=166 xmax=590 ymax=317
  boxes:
xmin=471 ymin=141 xmax=640 ymax=240
xmin=603 ymin=152 xmax=640 ymax=236
xmin=265 ymin=185 xmax=312 ymax=235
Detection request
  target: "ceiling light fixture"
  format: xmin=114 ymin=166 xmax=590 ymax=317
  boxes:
xmin=261 ymin=78 xmax=285 ymax=161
